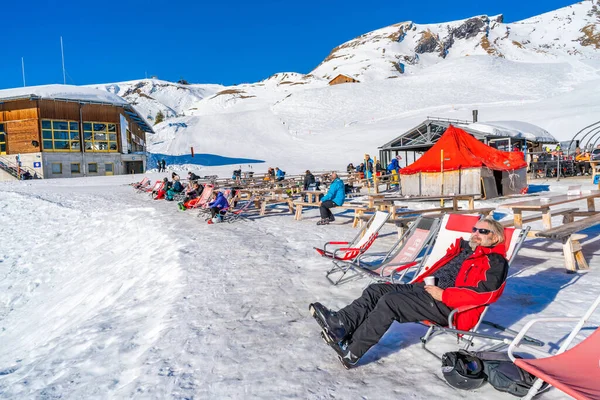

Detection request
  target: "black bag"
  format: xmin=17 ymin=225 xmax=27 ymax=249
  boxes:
xmin=442 ymin=350 xmax=544 ymax=397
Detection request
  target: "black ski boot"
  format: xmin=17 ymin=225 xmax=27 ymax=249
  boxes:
xmin=309 ymin=302 xmax=347 ymax=343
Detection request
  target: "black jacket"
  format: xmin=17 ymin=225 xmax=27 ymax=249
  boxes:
xmin=303 ymin=173 xmax=316 ymax=190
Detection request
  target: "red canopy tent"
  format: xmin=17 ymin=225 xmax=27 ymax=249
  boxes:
xmin=399 ymin=125 xmax=527 ymax=197
xmin=400 ymin=125 xmax=527 ymax=175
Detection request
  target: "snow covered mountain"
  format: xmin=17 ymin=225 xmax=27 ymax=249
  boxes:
xmin=91 ymin=1 xmax=600 ymax=172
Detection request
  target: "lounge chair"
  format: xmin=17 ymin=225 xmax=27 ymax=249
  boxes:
xmin=222 ymin=196 xmax=256 ymax=223
xmin=507 ymin=293 xmax=600 ymax=400
xmin=316 ymin=211 xmax=390 ymax=284
xmin=327 ymin=216 xmax=441 ymax=286
xmin=404 ymin=214 xmax=531 ymax=356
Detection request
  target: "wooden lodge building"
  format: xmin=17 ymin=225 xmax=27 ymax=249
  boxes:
xmin=328 ymin=74 xmax=360 ymax=85
xmin=0 ymin=85 xmax=153 ymax=179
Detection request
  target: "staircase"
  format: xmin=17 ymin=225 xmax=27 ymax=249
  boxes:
xmin=0 ymin=155 xmax=38 ymax=180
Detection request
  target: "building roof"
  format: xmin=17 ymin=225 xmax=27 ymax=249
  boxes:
xmin=0 ymin=84 xmax=153 ymax=133
xmin=399 ymin=125 xmax=527 ymax=175
xmin=380 ymin=117 xmax=557 ymax=152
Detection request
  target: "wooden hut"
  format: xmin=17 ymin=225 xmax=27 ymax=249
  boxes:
xmin=0 ymin=84 xmax=153 ymax=179
xmin=328 ymin=74 xmax=359 ymax=86
xmin=399 ymin=125 xmax=528 ymax=198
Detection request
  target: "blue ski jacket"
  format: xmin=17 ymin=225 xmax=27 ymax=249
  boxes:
xmin=322 ymin=177 xmax=346 ymax=206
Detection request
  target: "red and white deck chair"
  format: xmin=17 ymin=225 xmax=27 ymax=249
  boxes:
xmin=132 ymin=177 xmax=150 ymax=191
xmin=404 ymin=214 xmax=532 ymax=356
xmin=180 ymin=184 xmax=213 ymax=211
xmin=140 ymin=180 xmax=162 ymax=195
xmin=507 ymin=293 xmax=600 ymax=400
xmin=327 ymin=216 xmax=441 ymax=286
xmin=316 ymin=211 xmax=390 ymax=280
xmin=198 ymin=188 xmax=233 ymax=218
xmin=222 ymin=195 xmax=256 ymax=223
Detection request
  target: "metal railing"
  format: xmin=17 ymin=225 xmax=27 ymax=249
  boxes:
xmin=0 ymin=155 xmax=38 ymax=180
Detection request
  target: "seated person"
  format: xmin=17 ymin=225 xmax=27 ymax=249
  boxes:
xmin=178 ymin=182 xmax=204 ymax=210
xmin=154 ymin=178 xmax=172 ymax=200
xmin=317 ymin=171 xmax=345 ymax=225
xmin=275 ymin=167 xmax=286 ymax=181
xmin=188 ymin=171 xmax=200 ymax=182
xmin=309 ymin=218 xmax=508 ymax=369
xmin=207 ymin=191 xmax=229 ymax=224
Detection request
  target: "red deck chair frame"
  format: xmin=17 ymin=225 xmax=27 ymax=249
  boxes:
xmin=316 ymin=211 xmax=390 ymax=264
xmin=507 ymin=293 xmax=600 ymax=400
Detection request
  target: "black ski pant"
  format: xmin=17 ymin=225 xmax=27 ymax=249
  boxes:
xmin=210 ymin=207 xmax=226 ymax=218
xmin=320 ymin=200 xmax=337 ymax=220
xmin=338 ymin=283 xmax=452 ymax=360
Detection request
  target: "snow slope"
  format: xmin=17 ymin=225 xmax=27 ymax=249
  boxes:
xmin=0 ymin=174 xmax=598 ymax=398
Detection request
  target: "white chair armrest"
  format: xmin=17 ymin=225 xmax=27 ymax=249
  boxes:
xmin=507 ymin=317 xmax=580 ymax=361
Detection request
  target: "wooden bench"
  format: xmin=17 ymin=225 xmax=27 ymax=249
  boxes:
xmin=256 ymin=198 xmax=295 ymax=216
xmin=293 ymin=201 xmax=375 ymax=227
xmin=535 ymin=213 xmax=600 ymax=272
xmin=501 ymin=207 xmax=580 ymax=230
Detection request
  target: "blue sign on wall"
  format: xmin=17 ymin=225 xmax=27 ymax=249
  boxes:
xmin=33 ymin=162 xmax=41 ymax=168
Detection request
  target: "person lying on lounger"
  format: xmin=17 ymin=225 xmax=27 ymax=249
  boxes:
xmin=309 ymin=217 xmax=508 ymax=369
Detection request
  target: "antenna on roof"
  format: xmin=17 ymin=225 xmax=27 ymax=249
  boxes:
xmin=21 ymin=57 xmax=26 ymax=87
xmin=60 ymin=36 xmax=66 ymax=84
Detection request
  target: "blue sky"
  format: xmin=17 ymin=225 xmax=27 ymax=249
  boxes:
xmin=0 ymin=0 xmax=579 ymax=89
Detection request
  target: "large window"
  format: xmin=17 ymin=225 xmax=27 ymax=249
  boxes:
xmin=71 ymin=163 xmax=81 ymax=174
xmin=84 ymin=122 xmax=118 ymax=152
xmin=42 ymin=120 xmax=80 ymax=152
xmin=0 ymin=123 xmax=5 ymax=154
xmin=88 ymin=163 xmax=98 ymax=173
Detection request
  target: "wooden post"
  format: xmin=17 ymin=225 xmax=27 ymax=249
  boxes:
xmin=440 ymin=149 xmax=444 ymax=196
xmin=191 ymin=146 xmax=194 ymax=157
xmin=373 ymin=156 xmax=379 ymax=194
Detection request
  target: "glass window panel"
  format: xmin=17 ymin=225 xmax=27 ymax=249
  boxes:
xmin=108 ymin=134 xmax=117 ymax=141
xmin=83 ymin=123 xmax=92 ymax=131
xmin=107 ymin=124 xmax=116 ymax=132
xmin=0 ymin=123 xmax=4 ymax=132
xmin=71 ymin=163 xmax=80 ymax=173
xmin=69 ymin=122 xmax=78 ymax=131
xmin=93 ymin=123 xmax=106 ymax=131
xmin=88 ymin=163 xmax=98 ymax=173
xmin=55 ymin=141 xmax=70 ymax=150
xmin=51 ymin=163 xmax=62 ymax=174
xmin=70 ymin=142 xmax=80 ymax=150
xmin=0 ymin=144 xmax=5 ymax=152
xmin=94 ymin=133 xmax=107 ymax=141
xmin=84 ymin=132 xmax=92 ymax=140
xmin=0 ymin=133 xmax=5 ymax=141
xmin=85 ymin=142 xmax=93 ymax=151
xmin=105 ymin=163 xmax=113 ymax=172
xmin=53 ymin=121 xmax=68 ymax=130
xmin=54 ymin=131 xmax=69 ymax=140
xmin=70 ymin=131 xmax=80 ymax=140
xmin=42 ymin=120 xmax=51 ymax=129
xmin=43 ymin=140 xmax=54 ymax=149
xmin=42 ymin=130 xmax=53 ymax=139
xmin=109 ymin=143 xmax=118 ymax=151
xmin=97 ymin=142 xmax=108 ymax=150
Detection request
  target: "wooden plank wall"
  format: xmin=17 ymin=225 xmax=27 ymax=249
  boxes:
xmin=2 ymin=99 xmax=148 ymax=155
xmin=0 ymin=100 xmax=39 ymax=153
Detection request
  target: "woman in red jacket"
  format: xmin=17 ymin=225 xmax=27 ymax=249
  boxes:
xmin=309 ymin=218 xmax=508 ymax=369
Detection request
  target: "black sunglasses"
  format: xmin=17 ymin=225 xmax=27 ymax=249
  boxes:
xmin=472 ymin=227 xmax=492 ymax=235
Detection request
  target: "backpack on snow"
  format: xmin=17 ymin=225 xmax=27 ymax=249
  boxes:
xmin=442 ymin=350 xmax=546 ymax=397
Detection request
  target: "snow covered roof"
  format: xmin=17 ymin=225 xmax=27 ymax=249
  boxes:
xmin=0 ymin=84 xmax=129 ymax=106
xmin=466 ymin=121 xmax=557 ymax=143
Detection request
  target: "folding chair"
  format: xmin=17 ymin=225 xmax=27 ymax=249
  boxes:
xmin=507 ymin=293 xmax=600 ymax=400
xmin=221 ymin=196 xmax=256 ymax=223
xmin=317 ymin=211 xmax=390 ymax=262
xmin=326 ymin=216 xmax=441 ymax=286
xmin=180 ymin=184 xmax=213 ymax=212
xmin=408 ymin=214 xmax=534 ymax=356
xmin=140 ymin=180 xmax=162 ymax=194
xmin=132 ymin=177 xmax=150 ymax=191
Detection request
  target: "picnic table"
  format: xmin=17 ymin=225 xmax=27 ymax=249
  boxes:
xmin=500 ymin=190 xmax=600 ymax=230
xmin=299 ymin=190 xmax=325 ymax=204
xmin=378 ymin=193 xmax=478 ymax=211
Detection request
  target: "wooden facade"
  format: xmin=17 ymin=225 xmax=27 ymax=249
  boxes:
xmin=0 ymin=96 xmax=150 ymax=178
xmin=0 ymin=99 xmax=147 ymax=156
xmin=328 ymin=74 xmax=360 ymax=86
